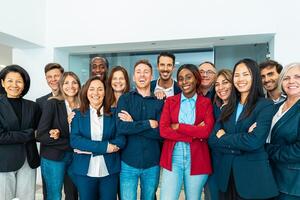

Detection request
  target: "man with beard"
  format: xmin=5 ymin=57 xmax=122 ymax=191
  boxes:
xmin=90 ymin=56 xmax=109 ymax=82
xmin=198 ymin=61 xmax=217 ymax=101
xmin=259 ymin=60 xmax=286 ymax=104
xmin=150 ymin=52 xmax=181 ymax=98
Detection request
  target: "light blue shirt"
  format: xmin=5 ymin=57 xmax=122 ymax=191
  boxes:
xmin=235 ymin=103 xmax=244 ymax=122
xmin=178 ymin=93 xmax=197 ymax=125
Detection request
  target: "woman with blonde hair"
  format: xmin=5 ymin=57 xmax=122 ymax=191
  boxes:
xmin=37 ymin=71 xmax=81 ymax=200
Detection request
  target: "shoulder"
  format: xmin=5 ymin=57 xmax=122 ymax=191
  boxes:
xmin=36 ymin=93 xmax=51 ymax=103
xmin=197 ymin=95 xmax=212 ymax=105
xmin=256 ymin=97 xmax=274 ymax=108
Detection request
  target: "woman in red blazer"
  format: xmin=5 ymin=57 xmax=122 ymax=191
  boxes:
xmin=159 ymin=64 xmax=215 ymax=200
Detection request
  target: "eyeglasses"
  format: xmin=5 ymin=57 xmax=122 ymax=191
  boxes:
xmin=199 ymin=70 xmax=216 ymax=76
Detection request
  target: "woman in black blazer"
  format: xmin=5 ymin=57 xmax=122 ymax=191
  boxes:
xmin=266 ymin=63 xmax=300 ymax=200
xmin=209 ymin=59 xmax=278 ymax=200
xmin=0 ymin=65 xmax=41 ymax=200
xmin=36 ymin=71 xmax=80 ymax=200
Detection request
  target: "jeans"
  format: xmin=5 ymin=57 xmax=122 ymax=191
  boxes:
xmin=41 ymin=152 xmax=73 ymax=200
xmin=120 ymin=161 xmax=160 ymax=200
xmin=72 ymin=173 xmax=118 ymax=200
xmin=160 ymin=142 xmax=208 ymax=200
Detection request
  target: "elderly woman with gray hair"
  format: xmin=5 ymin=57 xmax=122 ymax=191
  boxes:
xmin=266 ymin=63 xmax=300 ymax=200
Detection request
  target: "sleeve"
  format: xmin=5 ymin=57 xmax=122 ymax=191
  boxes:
xmin=177 ymin=100 xmax=215 ymax=139
xmin=266 ymin=128 xmax=300 ymax=163
xmin=160 ymin=98 xmax=193 ymax=142
xmin=116 ymin=95 xmax=153 ymax=136
xmin=216 ymin=101 xmax=275 ymax=152
xmin=0 ymin=125 xmax=34 ymax=144
xmin=36 ymin=100 xmax=70 ymax=149
xmin=70 ymin=111 xmax=109 ymax=155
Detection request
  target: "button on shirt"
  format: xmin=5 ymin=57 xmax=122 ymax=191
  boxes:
xmin=87 ymin=106 xmax=109 ymax=177
xmin=116 ymin=90 xmax=164 ymax=169
xmin=154 ymin=78 xmax=175 ymax=97
xmin=179 ymin=93 xmax=197 ymax=125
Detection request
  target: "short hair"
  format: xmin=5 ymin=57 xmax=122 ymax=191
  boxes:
xmin=278 ymin=62 xmax=300 ymax=95
xmin=134 ymin=59 xmax=152 ymax=71
xmin=259 ymin=60 xmax=283 ymax=74
xmin=157 ymin=52 xmax=175 ymax=65
xmin=44 ymin=63 xmax=64 ymax=74
xmin=90 ymin=56 xmax=109 ymax=69
xmin=0 ymin=65 xmax=31 ymax=96
xmin=199 ymin=61 xmax=215 ymax=68
xmin=177 ymin=64 xmax=202 ymax=93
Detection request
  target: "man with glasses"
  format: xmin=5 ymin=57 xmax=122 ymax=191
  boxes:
xmin=198 ymin=61 xmax=217 ymax=101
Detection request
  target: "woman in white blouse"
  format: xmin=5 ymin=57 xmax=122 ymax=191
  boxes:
xmin=69 ymin=76 xmax=125 ymax=200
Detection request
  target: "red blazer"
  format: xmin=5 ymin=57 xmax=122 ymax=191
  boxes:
xmin=159 ymin=93 xmax=214 ymax=175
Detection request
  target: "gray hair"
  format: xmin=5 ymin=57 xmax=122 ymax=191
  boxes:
xmin=278 ymin=62 xmax=300 ymax=94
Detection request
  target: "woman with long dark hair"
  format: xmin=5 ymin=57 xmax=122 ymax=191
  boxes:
xmin=0 ymin=65 xmax=41 ymax=200
xmin=208 ymin=59 xmax=278 ymax=199
xmin=159 ymin=64 xmax=215 ymax=200
xmin=69 ymin=76 xmax=125 ymax=200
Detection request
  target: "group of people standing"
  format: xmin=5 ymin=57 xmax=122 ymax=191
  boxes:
xmin=0 ymin=52 xmax=299 ymax=200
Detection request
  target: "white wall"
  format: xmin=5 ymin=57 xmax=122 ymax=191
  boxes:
xmin=0 ymin=44 xmax=12 ymax=66
xmin=0 ymin=0 xmax=46 ymax=46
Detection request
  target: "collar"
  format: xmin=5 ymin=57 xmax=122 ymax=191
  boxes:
xmin=131 ymin=89 xmax=156 ymax=98
xmin=156 ymin=78 xmax=174 ymax=91
xmin=90 ymin=105 xmax=103 ymax=115
xmin=181 ymin=93 xmax=197 ymax=103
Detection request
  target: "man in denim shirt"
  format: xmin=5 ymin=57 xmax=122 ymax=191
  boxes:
xmin=116 ymin=59 xmax=164 ymax=200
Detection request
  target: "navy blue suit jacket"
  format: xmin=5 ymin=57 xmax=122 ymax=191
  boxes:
xmin=266 ymin=99 xmax=300 ymax=196
xmin=209 ymin=98 xmax=278 ymax=199
xmin=69 ymin=108 xmax=125 ymax=176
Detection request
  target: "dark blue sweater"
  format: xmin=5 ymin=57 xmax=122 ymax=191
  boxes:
xmin=116 ymin=90 xmax=164 ymax=169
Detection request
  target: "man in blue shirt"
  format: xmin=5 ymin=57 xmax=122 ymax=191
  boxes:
xmin=116 ymin=59 xmax=164 ymax=200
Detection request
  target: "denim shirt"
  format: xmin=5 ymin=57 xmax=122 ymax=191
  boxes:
xmin=116 ymin=90 xmax=164 ymax=169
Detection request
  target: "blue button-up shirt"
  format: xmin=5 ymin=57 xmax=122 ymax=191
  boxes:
xmin=179 ymin=93 xmax=197 ymax=125
xmin=116 ymin=90 xmax=164 ymax=169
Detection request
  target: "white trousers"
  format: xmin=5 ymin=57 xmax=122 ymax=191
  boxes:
xmin=0 ymin=159 xmax=36 ymax=200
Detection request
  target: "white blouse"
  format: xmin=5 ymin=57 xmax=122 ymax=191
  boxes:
xmin=87 ymin=106 xmax=109 ymax=177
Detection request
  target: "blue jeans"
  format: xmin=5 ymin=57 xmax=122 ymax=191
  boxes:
xmin=41 ymin=152 xmax=73 ymax=200
xmin=160 ymin=142 xmax=208 ymax=200
xmin=120 ymin=161 xmax=160 ymax=200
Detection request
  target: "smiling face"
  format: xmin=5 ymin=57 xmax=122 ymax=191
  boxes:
xmin=133 ymin=63 xmax=152 ymax=90
xmin=157 ymin=56 xmax=174 ymax=81
xmin=198 ymin=63 xmax=217 ymax=89
xmin=111 ymin=70 xmax=126 ymax=93
xmin=215 ymin=74 xmax=232 ymax=103
xmin=62 ymin=75 xmax=79 ymax=97
xmin=1 ymin=72 xmax=25 ymax=98
xmin=282 ymin=67 xmax=300 ymax=98
xmin=91 ymin=59 xmax=107 ymax=80
xmin=261 ymin=66 xmax=280 ymax=92
xmin=87 ymin=80 xmax=105 ymax=109
xmin=178 ymin=68 xmax=197 ymax=98
xmin=233 ymin=63 xmax=252 ymax=98
xmin=45 ymin=68 xmax=62 ymax=92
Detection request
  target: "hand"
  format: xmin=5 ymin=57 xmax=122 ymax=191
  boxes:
xmin=68 ymin=112 xmax=75 ymax=124
xmin=216 ymin=129 xmax=225 ymax=138
xmin=149 ymin=120 xmax=158 ymax=128
xmin=154 ymin=90 xmax=166 ymax=100
xmin=74 ymin=149 xmax=91 ymax=154
xmin=49 ymin=129 xmax=60 ymax=140
xmin=248 ymin=122 xmax=257 ymax=133
xmin=107 ymin=143 xmax=120 ymax=153
xmin=171 ymin=123 xmax=179 ymax=130
xmin=197 ymin=121 xmax=205 ymax=127
xmin=118 ymin=110 xmax=133 ymax=122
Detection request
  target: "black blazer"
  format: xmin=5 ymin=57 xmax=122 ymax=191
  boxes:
xmin=36 ymin=98 xmax=71 ymax=161
xmin=0 ymin=95 xmax=41 ymax=172
xmin=267 ymin=100 xmax=300 ymax=196
xmin=36 ymin=93 xmax=52 ymax=110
